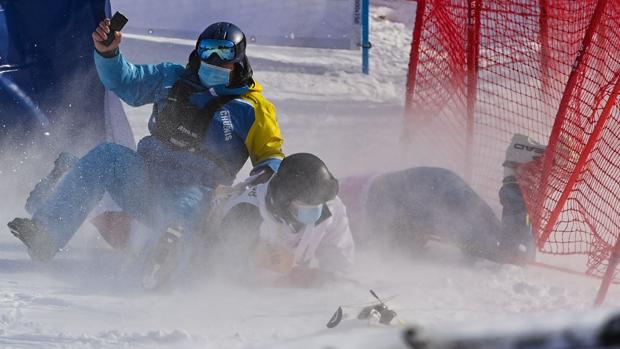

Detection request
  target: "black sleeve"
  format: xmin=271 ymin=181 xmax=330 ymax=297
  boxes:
xmin=220 ymin=203 xmax=263 ymax=238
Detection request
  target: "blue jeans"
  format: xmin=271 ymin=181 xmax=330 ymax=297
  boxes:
xmin=33 ymin=143 xmax=211 ymax=256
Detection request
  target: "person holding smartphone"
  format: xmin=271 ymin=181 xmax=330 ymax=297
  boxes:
xmin=8 ymin=19 xmax=284 ymax=289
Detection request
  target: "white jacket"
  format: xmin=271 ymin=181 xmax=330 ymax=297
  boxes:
xmin=219 ymin=181 xmax=355 ymax=276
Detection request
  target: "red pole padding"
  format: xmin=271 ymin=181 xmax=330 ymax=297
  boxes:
xmin=464 ymin=0 xmax=482 ymax=183
xmin=403 ymin=0 xmax=427 ymax=140
xmin=538 ymin=0 xmax=550 ymax=97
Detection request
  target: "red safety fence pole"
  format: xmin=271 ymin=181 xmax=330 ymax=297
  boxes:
xmin=551 ymin=68 xmax=620 ymax=305
xmin=593 ymin=68 xmax=620 ymax=305
xmin=403 ymin=0 xmax=427 ymax=141
xmin=538 ymin=0 xmax=550 ymax=97
xmin=465 ymin=0 xmax=481 ymax=183
xmin=595 ymin=234 xmax=620 ymax=305
xmin=537 ymin=0 xmax=609 ymax=247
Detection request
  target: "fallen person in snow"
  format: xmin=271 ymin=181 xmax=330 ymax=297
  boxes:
xmin=339 ymin=133 xmax=544 ymax=263
xmin=198 ymin=153 xmax=355 ymax=288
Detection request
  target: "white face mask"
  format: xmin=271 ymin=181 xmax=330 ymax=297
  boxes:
xmin=197 ymin=62 xmax=231 ymax=87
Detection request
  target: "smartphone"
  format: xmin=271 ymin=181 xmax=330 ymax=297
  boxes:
xmin=102 ymin=11 xmax=128 ymax=46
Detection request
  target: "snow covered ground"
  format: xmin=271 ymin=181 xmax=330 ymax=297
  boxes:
xmin=2 ymin=1 xmax=620 ymax=348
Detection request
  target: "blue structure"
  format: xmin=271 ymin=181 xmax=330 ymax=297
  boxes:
xmin=0 ymin=0 xmax=368 ymax=158
xmin=362 ymin=0 xmax=370 ymax=75
xmin=0 ymin=0 xmax=132 ymax=155
xmin=0 ymin=5 xmax=7 ymax=61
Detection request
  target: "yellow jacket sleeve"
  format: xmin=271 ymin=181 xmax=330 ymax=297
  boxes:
xmin=242 ymin=91 xmax=285 ymax=168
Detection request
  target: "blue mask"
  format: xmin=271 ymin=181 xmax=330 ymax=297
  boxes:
xmin=291 ymin=202 xmax=324 ymax=225
xmin=198 ymin=62 xmax=231 ymax=87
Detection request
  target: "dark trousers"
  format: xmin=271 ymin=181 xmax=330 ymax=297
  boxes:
xmin=364 ymin=167 xmax=527 ymax=261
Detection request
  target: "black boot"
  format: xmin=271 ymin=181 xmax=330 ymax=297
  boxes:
xmin=141 ymin=224 xmax=183 ymax=290
xmin=25 ymin=152 xmax=79 ymax=214
xmin=8 ymin=217 xmax=58 ymax=262
xmin=498 ymin=181 xmax=535 ymax=263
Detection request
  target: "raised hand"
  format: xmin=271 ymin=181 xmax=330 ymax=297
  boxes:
xmin=92 ymin=19 xmax=122 ymax=54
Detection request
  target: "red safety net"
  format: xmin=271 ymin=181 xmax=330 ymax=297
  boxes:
xmin=404 ymin=0 xmax=620 ymax=283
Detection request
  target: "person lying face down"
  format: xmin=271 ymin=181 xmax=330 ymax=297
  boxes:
xmin=338 ymin=135 xmax=542 ymax=264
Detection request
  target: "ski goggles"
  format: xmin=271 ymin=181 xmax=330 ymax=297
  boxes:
xmin=197 ymin=39 xmax=236 ymax=63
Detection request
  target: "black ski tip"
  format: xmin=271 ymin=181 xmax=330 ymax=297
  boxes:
xmin=326 ymin=306 xmax=343 ymax=328
xmin=8 ymin=218 xmax=27 ymax=241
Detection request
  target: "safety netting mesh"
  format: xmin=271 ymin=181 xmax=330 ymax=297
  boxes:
xmin=405 ymin=0 xmax=620 ymax=281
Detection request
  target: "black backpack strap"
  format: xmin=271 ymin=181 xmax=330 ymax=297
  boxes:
xmin=152 ymin=78 xmax=240 ymax=180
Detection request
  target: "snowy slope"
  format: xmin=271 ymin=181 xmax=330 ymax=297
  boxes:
xmin=2 ymin=2 xmax=620 ymax=348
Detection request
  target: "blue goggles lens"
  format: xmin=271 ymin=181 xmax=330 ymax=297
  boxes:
xmin=198 ymin=39 xmax=236 ymax=62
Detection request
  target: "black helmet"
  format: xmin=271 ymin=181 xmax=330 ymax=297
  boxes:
xmin=268 ymin=153 xmax=339 ymax=210
xmin=187 ymin=22 xmax=253 ymax=87
xmin=196 ymin=22 xmax=247 ymax=65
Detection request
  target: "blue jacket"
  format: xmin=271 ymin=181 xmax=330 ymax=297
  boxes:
xmin=93 ymin=51 xmax=284 ymax=188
